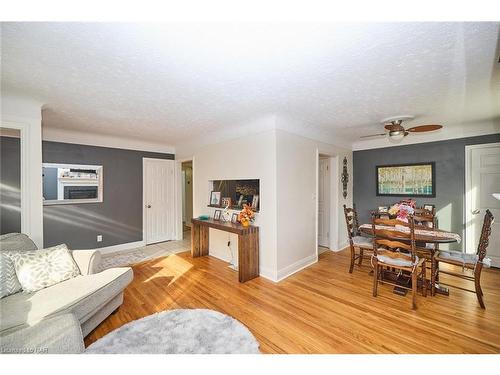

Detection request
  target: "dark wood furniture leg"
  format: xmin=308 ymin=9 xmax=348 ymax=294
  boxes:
xmin=191 ymin=222 xmax=209 ymax=258
xmin=238 ymin=227 xmax=260 ymax=282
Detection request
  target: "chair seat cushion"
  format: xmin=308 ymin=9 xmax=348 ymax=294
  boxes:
xmin=436 ymin=251 xmax=478 ymax=266
xmin=376 ymin=249 xmax=418 ymax=267
xmin=352 ymin=236 xmax=373 ymax=248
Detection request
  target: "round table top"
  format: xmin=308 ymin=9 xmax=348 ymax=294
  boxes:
xmin=359 ymin=224 xmax=460 ymax=244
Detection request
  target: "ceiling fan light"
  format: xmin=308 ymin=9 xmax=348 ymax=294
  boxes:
xmin=389 ymin=131 xmax=405 ymax=142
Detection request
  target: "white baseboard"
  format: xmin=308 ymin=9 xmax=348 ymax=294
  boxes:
xmin=96 ymin=240 xmax=146 ymax=254
xmin=276 ymin=254 xmax=317 ymax=282
xmin=331 ymin=241 xmax=349 ymax=252
xmin=259 ymin=266 xmax=278 ymax=282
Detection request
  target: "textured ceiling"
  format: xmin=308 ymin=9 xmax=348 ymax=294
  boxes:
xmin=1 ymin=22 xmax=499 ymax=148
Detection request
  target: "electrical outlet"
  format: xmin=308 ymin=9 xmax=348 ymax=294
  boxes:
xmin=97 ymin=235 xmax=103 ymax=242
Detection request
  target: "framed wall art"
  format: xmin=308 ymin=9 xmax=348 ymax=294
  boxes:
xmin=376 ymin=162 xmax=435 ymax=197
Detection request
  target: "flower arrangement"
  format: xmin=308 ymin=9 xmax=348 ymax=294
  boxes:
xmin=388 ymin=199 xmax=416 ymax=223
xmin=237 ymin=204 xmax=255 ymax=227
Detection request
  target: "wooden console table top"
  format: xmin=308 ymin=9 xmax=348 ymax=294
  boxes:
xmin=191 ymin=218 xmax=259 ymax=235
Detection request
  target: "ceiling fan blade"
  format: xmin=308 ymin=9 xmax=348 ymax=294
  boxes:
xmin=384 ymin=123 xmax=404 ymax=131
xmin=360 ymin=133 xmax=386 ymax=139
xmin=406 ymin=124 xmax=443 ymax=133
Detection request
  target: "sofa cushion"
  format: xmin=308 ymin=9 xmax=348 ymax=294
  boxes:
xmin=0 ymin=253 xmax=22 ymax=298
xmin=0 ymin=233 xmax=38 ymax=252
xmin=0 ymin=267 xmax=133 ymax=335
xmin=9 ymin=244 xmax=81 ymax=293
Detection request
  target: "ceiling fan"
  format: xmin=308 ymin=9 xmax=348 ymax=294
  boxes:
xmin=360 ymin=116 xmax=443 ymax=142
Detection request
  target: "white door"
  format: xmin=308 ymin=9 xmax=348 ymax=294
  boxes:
xmin=466 ymin=144 xmax=500 ymax=267
xmin=318 ymin=158 xmax=330 ymax=248
xmin=144 ymin=158 xmax=175 ymax=245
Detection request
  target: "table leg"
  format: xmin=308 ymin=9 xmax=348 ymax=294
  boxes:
xmin=238 ymin=228 xmax=259 ymax=283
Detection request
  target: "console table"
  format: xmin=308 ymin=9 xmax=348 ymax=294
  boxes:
xmin=191 ymin=218 xmax=259 ymax=282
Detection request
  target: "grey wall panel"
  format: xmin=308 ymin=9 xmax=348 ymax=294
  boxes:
xmin=0 ymin=136 xmax=21 ymax=234
xmin=42 ymin=141 xmax=174 ymax=249
xmin=42 ymin=167 xmax=58 ymax=200
xmin=353 ymin=133 xmax=500 ymax=251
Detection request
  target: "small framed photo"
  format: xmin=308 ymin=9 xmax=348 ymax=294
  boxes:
xmin=231 ymin=213 xmax=239 ymax=224
xmin=378 ymin=206 xmax=388 ymax=213
xmin=221 ymin=197 xmax=232 ymax=208
xmin=423 ymin=204 xmax=435 ymax=213
xmin=213 ymin=210 xmax=222 ymax=221
xmin=237 ymin=195 xmax=244 ymax=207
xmin=210 ymin=191 xmax=221 ymax=206
xmin=251 ymin=195 xmax=259 ymax=210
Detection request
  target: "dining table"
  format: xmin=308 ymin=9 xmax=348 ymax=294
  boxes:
xmin=358 ymin=223 xmax=462 ymax=296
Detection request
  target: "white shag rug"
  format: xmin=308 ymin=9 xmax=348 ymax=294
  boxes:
xmin=86 ymin=309 xmax=260 ymax=354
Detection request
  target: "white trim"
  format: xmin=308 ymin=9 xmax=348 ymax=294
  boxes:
xmin=330 ymin=241 xmax=349 ymax=252
xmin=1 ymin=121 xmax=37 ymax=245
xmin=43 ymin=126 xmax=175 ymax=154
xmin=95 ymin=240 xmax=146 ymax=255
xmin=276 ymin=254 xmax=317 ymax=282
xmin=258 ymin=266 xmax=277 ymax=282
xmin=465 ymin=142 xmax=500 ymax=253
xmin=315 ymin=148 xmax=319 ymax=258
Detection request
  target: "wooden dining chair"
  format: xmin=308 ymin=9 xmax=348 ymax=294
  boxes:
xmin=343 ymin=204 xmax=373 ymax=273
xmin=371 ymin=214 xmax=427 ymax=309
xmin=432 ymin=209 xmax=494 ymax=308
xmin=412 ymin=211 xmax=439 ymax=294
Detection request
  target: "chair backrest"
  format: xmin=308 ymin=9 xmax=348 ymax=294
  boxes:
xmin=476 ymin=209 xmax=494 ymax=262
xmin=371 ymin=214 xmax=417 ymax=262
xmin=343 ymin=204 xmax=360 ymax=240
xmin=413 ymin=207 xmax=436 ymax=228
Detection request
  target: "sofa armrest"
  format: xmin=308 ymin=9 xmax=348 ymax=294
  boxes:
xmin=0 ymin=314 xmax=84 ymax=354
xmin=71 ymin=249 xmax=102 ymax=275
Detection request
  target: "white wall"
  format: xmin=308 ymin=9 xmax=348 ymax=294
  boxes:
xmin=180 ymin=114 xmax=353 ymax=282
xmin=274 ymin=128 xmax=352 ymax=280
xmin=189 ymin=128 xmax=278 ymax=280
xmin=1 ymin=93 xmax=44 ymax=248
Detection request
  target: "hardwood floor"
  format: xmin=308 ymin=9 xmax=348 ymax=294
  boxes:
xmin=85 ymin=249 xmax=500 ymax=353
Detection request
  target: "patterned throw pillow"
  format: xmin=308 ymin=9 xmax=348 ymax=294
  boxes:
xmin=0 ymin=253 xmax=23 ymax=298
xmin=10 ymin=244 xmax=81 ymax=293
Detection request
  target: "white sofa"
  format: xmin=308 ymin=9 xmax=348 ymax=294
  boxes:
xmin=0 ymin=233 xmax=133 ymax=338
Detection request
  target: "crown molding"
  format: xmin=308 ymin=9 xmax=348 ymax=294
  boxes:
xmin=42 ymin=126 xmax=175 ymax=154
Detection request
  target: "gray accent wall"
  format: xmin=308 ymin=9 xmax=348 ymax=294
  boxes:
xmin=0 ymin=136 xmax=21 ymax=234
xmin=353 ymin=133 xmax=500 ymax=251
xmin=43 ymin=141 xmax=174 ymax=249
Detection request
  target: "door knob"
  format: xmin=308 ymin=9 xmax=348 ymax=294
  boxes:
xmin=147 ymin=204 xmax=152 ymax=208
xmin=472 ymin=209 xmax=480 ymax=215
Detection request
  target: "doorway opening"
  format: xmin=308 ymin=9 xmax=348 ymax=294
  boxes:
xmin=181 ymin=160 xmax=193 ymax=239
xmin=465 ymin=143 xmax=500 ymax=267
xmin=317 ymin=153 xmax=339 ymax=255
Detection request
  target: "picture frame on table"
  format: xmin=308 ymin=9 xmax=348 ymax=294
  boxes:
xmin=378 ymin=206 xmax=388 ymax=213
xmin=213 ymin=210 xmax=222 ymax=221
xmin=423 ymin=204 xmax=435 ymax=214
xmin=210 ymin=191 xmax=222 ymax=206
xmin=251 ymin=195 xmax=259 ymax=210
xmin=231 ymin=213 xmax=239 ymax=224
xmin=221 ymin=197 xmax=232 ymax=208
